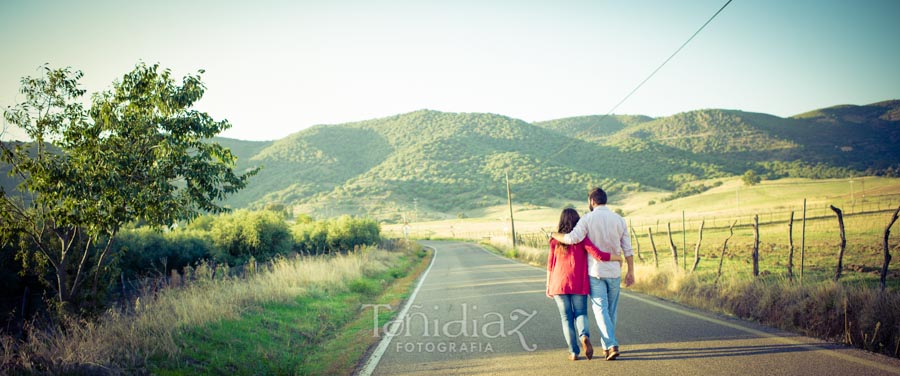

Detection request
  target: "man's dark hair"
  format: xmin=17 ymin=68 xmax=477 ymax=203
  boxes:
xmin=589 ymin=187 xmax=607 ymax=205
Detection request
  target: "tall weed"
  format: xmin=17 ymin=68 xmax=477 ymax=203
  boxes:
xmin=0 ymin=247 xmax=399 ymax=374
xmin=630 ymin=264 xmax=900 ymax=358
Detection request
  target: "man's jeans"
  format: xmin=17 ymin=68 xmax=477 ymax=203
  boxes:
xmin=552 ymin=294 xmax=589 ymax=355
xmin=589 ymin=276 xmax=621 ymax=350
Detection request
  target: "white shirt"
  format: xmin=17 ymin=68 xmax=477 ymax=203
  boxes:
xmin=563 ymin=206 xmax=633 ymax=278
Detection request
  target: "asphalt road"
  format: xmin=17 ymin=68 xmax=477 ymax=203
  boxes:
xmin=362 ymin=241 xmax=900 ymax=376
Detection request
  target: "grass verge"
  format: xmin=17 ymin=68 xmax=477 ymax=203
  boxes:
xmin=486 ymin=239 xmax=900 ymax=359
xmin=150 ymin=245 xmax=432 ymax=375
xmin=0 ymin=243 xmax=432 ymax=375
xmin=629 ymin=263 xmax=900 ymax=358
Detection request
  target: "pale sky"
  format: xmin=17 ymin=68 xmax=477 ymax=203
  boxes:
xmin=2 ymin=0 xmax=899 ymax=141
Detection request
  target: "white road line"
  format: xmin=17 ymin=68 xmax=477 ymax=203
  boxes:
xmin=357 ymin=246 xmax=438 ymax=376
xmin=624 ymin=287 xmax=900 ymax=374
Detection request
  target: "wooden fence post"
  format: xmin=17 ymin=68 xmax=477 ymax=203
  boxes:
xmin=752 ymin=214 xmax=760 ymax=277
xmin=667 ymin=223 xmax=679 ymax=272
xmin=788 ymin=211 xmax=795 ymax=281
xmin=682 ymin=211 xmax=687 ymax=272
xmin=881 ymin=205 xmax=900 ymax=291
xmin=830 ymin=205 xmax=846 ymax=281
xmin=715 ymin=221 xmax=737 ymax=285
xmin=801 ymin=199 xmax=807 ymax=284
xmin=691 ymin=220 xmax=705 ymax=273
xmin=631 ymin=220 xmax=644 ymax=262
xmin=648 ymin=227 xmax=659 ymax=268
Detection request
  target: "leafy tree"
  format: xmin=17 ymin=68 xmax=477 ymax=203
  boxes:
xmin=742 ymin=170 xmax=761 ymax=186
xmin=0 ymin=64 xmax=257 ymax=308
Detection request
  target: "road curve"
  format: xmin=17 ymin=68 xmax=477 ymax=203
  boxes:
xmin=363 ymin=241 xmax=900 ymax=376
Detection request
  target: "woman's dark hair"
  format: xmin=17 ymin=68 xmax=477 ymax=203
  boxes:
xmin=555 ymin=208 xmax=580 ymax=255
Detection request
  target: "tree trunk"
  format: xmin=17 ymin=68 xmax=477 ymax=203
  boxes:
xmin=52 ymin=230 xmax=73 ymax=305
xmin=667 ymin=223 xmax=678 ymax=272
xmin=71 ymin=234 xmax=93 ymax=301
xmin=881 ymin=206 xmax=900 ymax=291
xmin=92 ymin=231 xmax=118 ymax=296
xmin=56 ymin=258 xmax=71 ymax=305
xmin=648 ymin=228 xmax=659 ymax=268
xmin=715 ymin=221 xmax=737 ymax=285
xmin=691 ymin=220 xmax=704 ymax=273
xmin=831 ymin=205 xmax=846 ymax=281
xmin=752 ymin=215 xmax=760 ymax=277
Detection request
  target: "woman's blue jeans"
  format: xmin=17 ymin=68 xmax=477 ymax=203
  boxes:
xmin=552 ymin=294 xmax=590 ymax=355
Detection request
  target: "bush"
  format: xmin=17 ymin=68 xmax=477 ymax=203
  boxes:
xmin=292 ymin=216 xmax=380 ymax=254
xmin=115 ymin=228 xmax=210 ymax=277
xmin=209 ymin=210 xmax=293 ymax=265
xmin=347 ymin=278 xmax=380 ymax=296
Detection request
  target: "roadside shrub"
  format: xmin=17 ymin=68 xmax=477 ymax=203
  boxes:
xmin=292 ymin=216 xmax=380 ymax=254
xmin=291 ymin=220 xmax=329 ymax=254
xmin=347 ymin=278 xmax=380 ymax=296
xmin=115 ymin=228 xmax=210 ymax=277
xmin=210 ymin=210 xmax=293 ymax=265
xmin=0 ymin=247 xmax=409 ymax=374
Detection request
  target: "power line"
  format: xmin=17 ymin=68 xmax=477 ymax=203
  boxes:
xmin=552 ymin=0 xmax=734 ymax=158
xmin=609 ymin=0 xmax=734 ymax=116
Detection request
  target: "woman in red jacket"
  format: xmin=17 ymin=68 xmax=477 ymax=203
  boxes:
xmin=546 ymin=208 xmax=621 ymax=360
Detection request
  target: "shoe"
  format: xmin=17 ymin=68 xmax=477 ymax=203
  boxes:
xmin=568 ymin=353 xmax=578 ymax=361
xmin=581 ymin=336 xmax=593 ymax=360
xmin=606 ymin=346 xmax=620 ymax=361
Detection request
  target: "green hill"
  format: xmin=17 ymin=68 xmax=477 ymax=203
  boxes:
xmin=231 ymin=111 xmax=636 ymax=218
xmin=4 ymin=101 xmax=899 ymax=221
xmin=610 ymin=109 xmax=800 ymax=154
xmin=534 ymin=114 xmax=653 ymax=142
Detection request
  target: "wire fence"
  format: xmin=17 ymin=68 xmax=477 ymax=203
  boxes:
xmin=438 ymin=201 xmax=900 ymax=286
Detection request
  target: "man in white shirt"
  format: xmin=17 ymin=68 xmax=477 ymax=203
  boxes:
xmin=552 ymin=188 xmax=634 ymax=360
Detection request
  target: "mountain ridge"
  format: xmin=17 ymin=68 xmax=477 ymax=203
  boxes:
xmin=5 ymin=101 xmax=899 ymax=221
xmin=211 ymin=100 xmax=898 ymax=220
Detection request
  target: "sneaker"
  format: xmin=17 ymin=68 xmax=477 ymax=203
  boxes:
xmin=606 ymin=346 xmax=620 ymax=361
xmin=581 ymin=336 xmax=594 ymax=360
xmin=568 ymin=353 xmax=578 ymax=361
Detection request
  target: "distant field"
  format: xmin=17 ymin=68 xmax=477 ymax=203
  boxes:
xmin=385 ymin=176 xmax=900 ymax=288
xmin=386 ymin=176 xmax=900 ymax=237
xmin=626 ymin=176 xmax=900 ymax=226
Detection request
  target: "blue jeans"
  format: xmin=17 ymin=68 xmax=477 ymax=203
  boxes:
xmin=589 ymin=276 xmax=621 ymax=350
xmin=552 ymin=294 xmax=590 ymax=355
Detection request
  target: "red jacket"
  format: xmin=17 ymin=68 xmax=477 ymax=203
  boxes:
xmin=547 ymin=237 xmax=611 ymax=296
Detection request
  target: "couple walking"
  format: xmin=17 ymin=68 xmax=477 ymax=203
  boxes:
xmin=546 ymin=187 xmax=635 ymax=361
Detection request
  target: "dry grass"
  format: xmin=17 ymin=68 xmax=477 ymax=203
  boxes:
xmin=481 ymin=238 xmax=900 ymax=359
xmin=0 ymin=248 xmax=400 ymax=375
xmin=630 ymin=263 xmax=900 ymax=358
xmin=483 ymin=237 xmax=548 ymax=267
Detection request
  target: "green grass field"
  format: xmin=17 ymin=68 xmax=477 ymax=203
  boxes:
xmin=150 ymin=246 xmax=429 ymax=375
xmin=387 ymin=176 xmax=900 ymax=289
